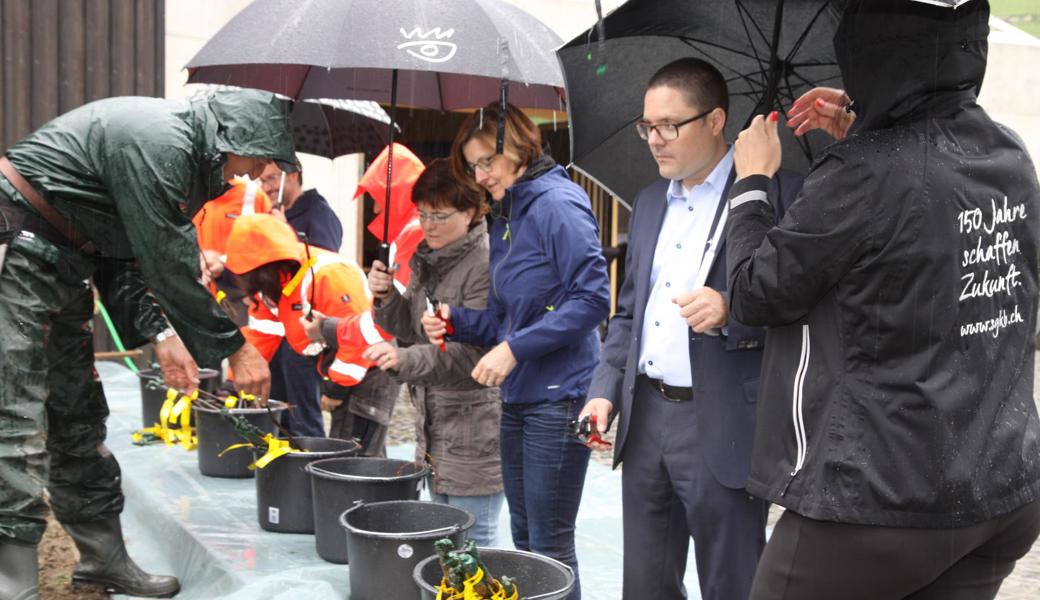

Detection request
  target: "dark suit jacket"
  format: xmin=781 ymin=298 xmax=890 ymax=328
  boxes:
xmin=587 ymin=168 xmax=802 ymax=489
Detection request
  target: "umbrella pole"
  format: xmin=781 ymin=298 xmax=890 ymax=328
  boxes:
xmin=496 ymin=79 xmax=509 ymax=154
xmin=762 ymin=0 xmax=786 ymax=114
xmin=379 ymin=69 xmax=399 ymax=267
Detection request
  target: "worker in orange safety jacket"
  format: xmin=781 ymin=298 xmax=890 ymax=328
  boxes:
xmin=224 ymin=213 xmax=396 ymax=453
xmin=193 ymin=177 xmax=272 ymax=324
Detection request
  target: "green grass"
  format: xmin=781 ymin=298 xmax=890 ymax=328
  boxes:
xmin=991 ymin=0 xmax=1040 ymax=39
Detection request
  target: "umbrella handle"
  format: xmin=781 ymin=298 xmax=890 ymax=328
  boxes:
xmin=377 ymin=243 xmax=391 ymax=269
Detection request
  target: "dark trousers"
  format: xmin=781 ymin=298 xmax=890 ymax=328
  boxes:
xmin=751 ymin=499 xmax=1040 ymax=600
xmin=621 ymin=376 xmax=768 ymax=600
xmin=501 ymin=398 xmax=590 ymax=600
xmin=269 ymin=339 xmax=324 ymax=438
xmin=0 ymin=239 xmax=123 ymax=545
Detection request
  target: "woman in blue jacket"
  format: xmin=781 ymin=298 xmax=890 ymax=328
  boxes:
xmin=423 ymin=103 xmax=610 ymax=599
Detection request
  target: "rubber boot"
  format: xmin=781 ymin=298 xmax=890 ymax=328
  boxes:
xmin=62 ymin=517 xmax=180 ymax=598
xmin=0 ymin=539 xmax=39 ymax=600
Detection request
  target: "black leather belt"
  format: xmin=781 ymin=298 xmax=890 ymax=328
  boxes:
xmin=640 ymin=374 xmax=693 ymax=402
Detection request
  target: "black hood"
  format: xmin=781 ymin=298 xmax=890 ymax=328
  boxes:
xmin=835 ymin=0 xmax=989 ymax=133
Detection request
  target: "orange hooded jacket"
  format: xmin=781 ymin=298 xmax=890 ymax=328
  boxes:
xmin=356 ymin=143 xmax=424 ymax=288
xmin=224 ymin=214 xmax=391 ymax=389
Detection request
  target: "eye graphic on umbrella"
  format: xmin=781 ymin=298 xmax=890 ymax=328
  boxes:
xmin=397 ymin=28 xmax=458 ymax=64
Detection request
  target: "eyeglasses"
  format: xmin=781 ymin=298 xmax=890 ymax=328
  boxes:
xmin=635 ymin=109 xmax=714 ymax=141
xmin=417 ymin=210 xmax=459 ymax=224
xmin=465 ymin=155 xmax=497 ymax=175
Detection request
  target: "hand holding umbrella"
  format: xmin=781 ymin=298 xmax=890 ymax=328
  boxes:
xmin=367 ymin=259 xmax=397 ymax=301
xmin=734 ymin=111 xmax=782 ymax=180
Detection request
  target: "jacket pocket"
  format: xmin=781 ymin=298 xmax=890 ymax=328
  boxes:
xmin=433 ymin=397 xmax=501 ymax=459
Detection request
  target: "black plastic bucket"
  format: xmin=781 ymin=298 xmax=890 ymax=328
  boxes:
xmin=254 ymin=436 xmax=360 ymax=533
xmin=138 ymin=368 xmax=220 ymax=428
xmin=194 ymin=400 xmax=288 ymax=478
xmin=413 ymin=548 xmax=575 ymax=600
xmin=305 ymin=457 xmax=429 ymax=564
xmin=341 ymin=500 xmax=474 ymax=600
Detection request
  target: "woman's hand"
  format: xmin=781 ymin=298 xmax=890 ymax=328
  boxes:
xmin=786 ymin=87 xmax=855 ymax=140
xmin=421 ymin=304 xmax=452 ymax=346
xmin=734 ymin=112 xmax=782 ymax=180
xmin=471 ymin=341 xmax=517 ymax=387
xmin=362 ymin=341 xmax=400 ymax=371
xmin=368 ymin=260 xmax=396 ymax=300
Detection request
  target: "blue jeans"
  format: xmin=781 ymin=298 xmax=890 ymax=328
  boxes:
xmin=429 ymin=486 xmax=505 ymax=548
xmin=500 ymin=398 xmax=590 ymax=600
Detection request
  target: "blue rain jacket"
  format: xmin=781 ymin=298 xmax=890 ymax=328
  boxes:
xmin=450 ymin=161 xmax=611 ymax=404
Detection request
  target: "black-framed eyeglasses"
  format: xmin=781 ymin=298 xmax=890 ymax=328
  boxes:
xmin=635 ymin=109 xmax=714 ymax=141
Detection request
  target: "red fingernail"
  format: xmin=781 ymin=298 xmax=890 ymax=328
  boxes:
xmin=769 ymin=111 xmax=779 ymax=122
xmin=815 ymin=98 xmax=824 ymax=107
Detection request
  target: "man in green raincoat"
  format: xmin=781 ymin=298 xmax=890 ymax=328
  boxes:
xmin=0 ymin=89 xmax=296 ymax=599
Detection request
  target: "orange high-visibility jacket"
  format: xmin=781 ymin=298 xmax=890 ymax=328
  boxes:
xmin=357 ymin=143 xmax=425 ymax=287
xmin=225 ymin=214 xmax=391 ymax=388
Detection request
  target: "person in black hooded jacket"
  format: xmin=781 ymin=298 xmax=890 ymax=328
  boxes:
xmin=725 ymin=1 xmax=1040 ymax=598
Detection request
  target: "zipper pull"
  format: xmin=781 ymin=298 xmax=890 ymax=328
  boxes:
xmin=502 ymin=223 xmax=510 ymax=241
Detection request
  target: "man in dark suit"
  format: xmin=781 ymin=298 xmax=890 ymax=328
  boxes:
xmin=581 ymin=58 xmax=801 ymax=600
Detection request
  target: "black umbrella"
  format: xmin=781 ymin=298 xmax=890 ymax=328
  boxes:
xmin=290 ymin=98 xmax=392 ymax=160
xmin=558 ymin=0 xmax=844 ymax=206
xmin=187 ymin=0 xmax=565 ymax=260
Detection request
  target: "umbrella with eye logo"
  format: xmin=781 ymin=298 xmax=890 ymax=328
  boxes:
xmin=185 ymin=0 xmax=566 ymax=263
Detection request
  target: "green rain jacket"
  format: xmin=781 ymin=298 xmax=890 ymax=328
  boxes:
xmin=3 ymin=89 xmax=296 ymax=367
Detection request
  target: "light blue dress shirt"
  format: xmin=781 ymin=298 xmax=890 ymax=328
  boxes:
xmin=637 ymin=147 xmax=733 ymax=387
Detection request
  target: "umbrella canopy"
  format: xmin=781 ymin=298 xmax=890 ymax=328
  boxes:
xmin=290 ymin=98 xmax=392 ymax=160
xmin=558 ymin=0 xmax=844 ymax=206
xmin=186 ymin=0 xmax=566 ymax=111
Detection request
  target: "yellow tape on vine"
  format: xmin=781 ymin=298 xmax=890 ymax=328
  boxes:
xmin=170 ymin=390 xmax=198 ymax=450
xmin=158 ymin=388 xmax=179 ymax=446
xmin=435 ymin=568 xmax=517 ymax=600
xmin=219 ymin=434 xmax=302 ymax=470
xmin=253 ymin=434 xmax=296 ymax=469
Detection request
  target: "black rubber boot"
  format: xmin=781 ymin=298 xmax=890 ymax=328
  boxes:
xmin=63 ymin=517 xmax=180 ymax=598
xmin=0 ymin=539 xmax=39 ymax=600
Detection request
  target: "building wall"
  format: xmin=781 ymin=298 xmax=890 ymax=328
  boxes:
xmin=1 ymin=0 xmax=165 ymax=152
